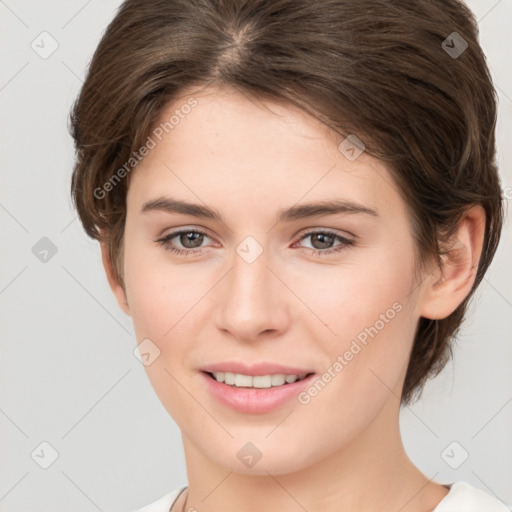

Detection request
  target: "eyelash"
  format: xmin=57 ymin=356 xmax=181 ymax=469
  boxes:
xmin=155 ymin=229 xmax=355 ymax=257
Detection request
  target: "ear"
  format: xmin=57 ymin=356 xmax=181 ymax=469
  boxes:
xmin=100 ymin=241 xmax=131 ymax=316
xmin=418 ymin=204 xmax=486 ymax=320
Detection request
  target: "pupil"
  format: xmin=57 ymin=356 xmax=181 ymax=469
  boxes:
xmin=181 ymin=232 xmax=202 ymax=248
xmin=313 ymin=233 xmax=333 ymax=249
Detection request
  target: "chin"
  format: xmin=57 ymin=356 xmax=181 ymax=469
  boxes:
xmin=200 ymin=434 xmax=326 ymax=476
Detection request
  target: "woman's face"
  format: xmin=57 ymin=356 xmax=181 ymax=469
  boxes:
xmin=115 ymin=86 xmax=431 ymax=474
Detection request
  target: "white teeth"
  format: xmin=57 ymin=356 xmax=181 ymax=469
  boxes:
xmin=214 ymin=371 xmax=225 ymax=382
xmin=252 ymin=375 xmax=272 ymax=388
xmin=212 ymin=372 xmax=307 ymax=388
xmin=271 ymin=374 xmax=286 ymax=386
xmin=235 ymin=374 xmax=252 ymax=387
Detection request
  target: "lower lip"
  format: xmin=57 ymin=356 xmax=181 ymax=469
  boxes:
xmin=200 ymin=371 xmax=315 ymax=414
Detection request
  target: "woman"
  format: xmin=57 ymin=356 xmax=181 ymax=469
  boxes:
xmin=69 ymin=1 xmax=509 ymax=510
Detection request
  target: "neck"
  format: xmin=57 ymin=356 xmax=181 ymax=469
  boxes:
xmin=178 ymin=396 xmax=448 ymax=512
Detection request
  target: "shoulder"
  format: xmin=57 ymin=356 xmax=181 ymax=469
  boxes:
xmin=132 ymin=486 xmax=187 ymax=512
xmin=434 ymin=481 xmax=511 ymax=511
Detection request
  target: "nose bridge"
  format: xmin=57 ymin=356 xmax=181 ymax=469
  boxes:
xmin=215 ymin=237 xmax=288 ymax=339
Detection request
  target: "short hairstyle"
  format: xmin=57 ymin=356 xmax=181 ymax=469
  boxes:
xmin=69 ymin=0 xmax=504 ymax=405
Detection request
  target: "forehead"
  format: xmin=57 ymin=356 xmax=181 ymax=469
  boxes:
xmin=127 ymin=86 xmax=406 ymax=225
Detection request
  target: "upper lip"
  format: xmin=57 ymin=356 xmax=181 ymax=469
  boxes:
xmin=201 ymin=361 xmax=314 ymax=376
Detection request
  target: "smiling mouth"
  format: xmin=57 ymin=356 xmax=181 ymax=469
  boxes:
xmin=204 ymin=371 xmax=315 ymax=389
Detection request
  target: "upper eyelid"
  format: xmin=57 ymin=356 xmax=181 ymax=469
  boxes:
xmin=157 ymin=226 xmax=211 ymax=241
xmin=299 ymin=229 xmax=354 ymax=240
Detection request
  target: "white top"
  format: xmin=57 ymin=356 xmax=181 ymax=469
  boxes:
xmin=133 ymin=481 xmax=511 ymax=512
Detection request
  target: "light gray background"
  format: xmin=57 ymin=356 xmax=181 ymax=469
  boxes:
xmin=0 ymin=1 xmax=511 ymax=511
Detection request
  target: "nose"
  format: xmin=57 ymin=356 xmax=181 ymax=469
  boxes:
xmin=214 ymin=243 xmax=290 ymax=342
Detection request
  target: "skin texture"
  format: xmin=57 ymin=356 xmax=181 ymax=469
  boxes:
xmin=101 ymin=86 xmax=485 ymax=511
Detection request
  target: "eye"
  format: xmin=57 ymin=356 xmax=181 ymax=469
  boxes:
xmin=294 ymin=230 xmax=354 ymax=256
xmin=156 ymin=229 xmax=212 ymax=256
xmin=156 ymin=228 xmax=355 ymax=257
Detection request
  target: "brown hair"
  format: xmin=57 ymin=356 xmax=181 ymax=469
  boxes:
xmin=69 ymin=0 xmax=504 ymax=405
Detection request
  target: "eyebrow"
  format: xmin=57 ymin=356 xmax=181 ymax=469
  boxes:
xmin=141 ymin=197 xmax=379 ymax=222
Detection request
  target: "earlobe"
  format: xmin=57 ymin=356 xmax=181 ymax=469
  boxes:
xmin=99 ymin=241 xmax=131 ymax=316
xmin=418 ymin=205 xmax=486 ymax=320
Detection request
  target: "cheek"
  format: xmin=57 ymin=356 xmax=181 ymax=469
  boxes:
xmin=293 ymin=246 xmax=417 ymax=396
xmin=123 ymin=243 xmax=208 ymax=417
xmin=293 ymin=245 xmax=416 ymax=339
xmin=124 ymin=241 xmax=201 ymax=336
